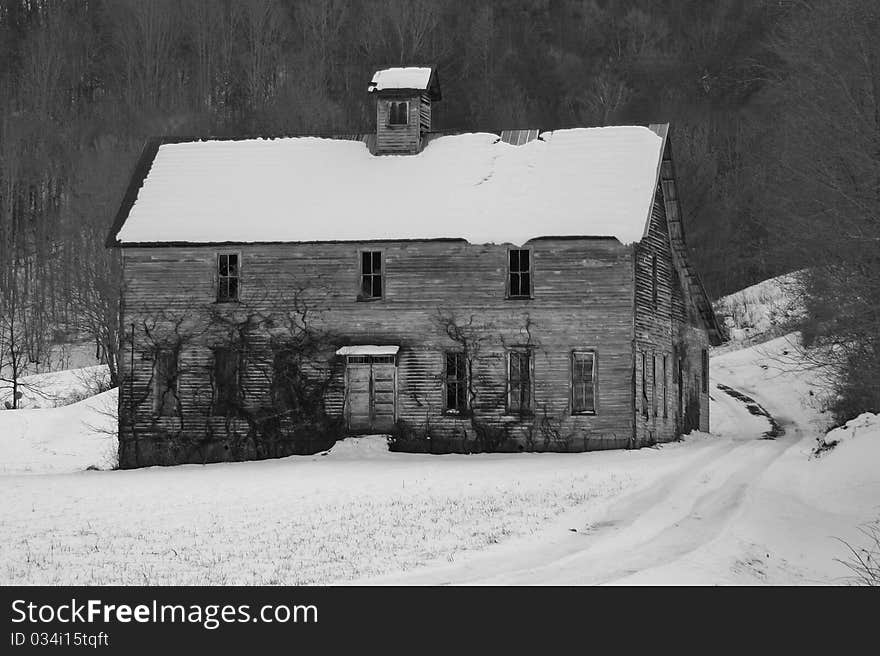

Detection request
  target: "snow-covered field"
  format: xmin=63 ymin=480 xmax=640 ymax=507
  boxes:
xmin=1 ymin=277 xmax=878 ymax=585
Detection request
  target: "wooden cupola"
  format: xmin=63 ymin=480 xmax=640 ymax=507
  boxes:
xmin=367 ymin=66 xmax=441 ymax=155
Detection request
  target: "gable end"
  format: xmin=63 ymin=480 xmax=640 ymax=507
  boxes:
xmin=647 ymin=124 xmax=725 ymax=345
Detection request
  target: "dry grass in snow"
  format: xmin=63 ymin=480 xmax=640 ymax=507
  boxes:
xmin=0 ymin=441 xmax=677 ymax=585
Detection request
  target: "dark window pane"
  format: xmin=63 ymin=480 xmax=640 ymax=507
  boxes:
xmin=372 ymin=251 xmax=381 ymax=272
xmin=572 ymin=352 xmax=595 ymax=414
xmin=361 ymin=275 xmax=372 ymax=297
xmin=509 ymin=351 xmax=531 ymax=413
xmin=509 ymin=249 xmax=519 ymax=271
xmin=520 ymin=250 xmax=529 ymax=271
xmin=509 ymin=273 xmax=520 ymax=297
xmin=520 ymin=272 xmax=530 ymax=295
xmin=372 ymin=276 xmax=382 ymax=298
xmin=228 ymin=278 xmax=238 ymax=300
xmin=213 ymin=349 xmax=239 ymax=414
xmin=389 ymin=101 xmax=408 ymax=125
xmin=362 ymin=251 xmax=371 ymax=274
xmin=228 ymin=254 xmax=238 ymax=276
xmin=218 ymin=255 xmax=228 ymax=277
xmin=155 ymin=350 xmax=179 ymax=416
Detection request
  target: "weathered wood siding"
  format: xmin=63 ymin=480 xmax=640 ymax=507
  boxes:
xmin=633 ymin=185 xmax=710 ymax=446
xmin=419 ymin=92 xmax=431 ymax=133
xmin=119 ymin=238 xmax=636 ymax=466
xmin=375 ymin=94 xmax=421 ymax=154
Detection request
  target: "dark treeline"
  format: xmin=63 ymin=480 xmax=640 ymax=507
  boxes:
xmin=0 ymin=0 xmax=877 ymax=419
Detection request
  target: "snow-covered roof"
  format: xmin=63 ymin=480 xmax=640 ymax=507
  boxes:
xmin=335 ymin=345 xmax=400 ymax=356
xmin=114 ymin=126 xmax=664 ymax=246
xmin=368 ymin=67 xmax=433 ymax=93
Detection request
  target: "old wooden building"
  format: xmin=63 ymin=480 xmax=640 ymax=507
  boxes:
xmin=107 ymin=67 xmax=723 ymax=468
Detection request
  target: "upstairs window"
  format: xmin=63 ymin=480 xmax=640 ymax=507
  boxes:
xmin=641 ymin=351 xmax=649 ymax=418
xmin=212 ymin=347 xmax=240 ymax=416
xmin=217 ymin=253 xmax=239 ymax=302
xmin=360 ymin=251 xmax=383 ymax=299
xmin=508 ymin=249 xmax=532 ymax=298
xmin=388 ymin=101 xmax=409 ymax=125
xmin=444 ymin=351 xmax=467 ymax=413
xmin=508 ymin=349 xmax=533 ymax=415
xmin=153 ymin=349 xmax=179 ymax=417
xmin=571 ymin=351 xmax=596 ymax=414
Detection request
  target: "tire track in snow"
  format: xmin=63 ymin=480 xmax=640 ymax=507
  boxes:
xmin=360 ymin=381 xmax=792 ymax=585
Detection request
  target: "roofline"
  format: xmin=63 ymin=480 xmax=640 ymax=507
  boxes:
xmin=646 ymin=123 xmax=726 ymax=345
xmin=105 ymin=137 xmax=162 ymax=249
xmin=104 ymin=123 xmax=671 ymax=249
xmin=368 ymin=65 xmax=441 ymax=100
xmin=113 ymin=235 xmax=625 ymax=249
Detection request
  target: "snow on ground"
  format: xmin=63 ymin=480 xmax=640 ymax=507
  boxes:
xmin=0 ymin=364 xmax=110 ymax=409
xmin=0 ymin=438 xmax=705 ymax=585
xmin=352 ymin=332 xmax=876 ymax=585
xmin=0 ymin=388 xmax=117 ymax=474
xmin=117 ymin=127 xmax=662 ymax=246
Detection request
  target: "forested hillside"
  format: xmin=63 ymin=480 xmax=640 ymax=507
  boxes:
xmin=1 ymin=0 xmax=877 ymax=418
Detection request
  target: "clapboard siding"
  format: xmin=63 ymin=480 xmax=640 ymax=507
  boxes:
xmin=119 ymin=237 xmax=636 ymax=465
xmin=420 ymin=92 xmax=431 ymax=133
xmin=633 ymin=185 xmax=710 ymax=446
xmin=376 ymin=95 xmax=422 ymax=154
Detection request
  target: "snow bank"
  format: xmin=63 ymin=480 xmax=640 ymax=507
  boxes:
xmin=117 ymin=127 xmax=663 ymax=246
xmin=805 ymin=413 xmax=880 ymax=516
xmin=818 ymin=413 xmax=879 ymax=450
xmin=320 ymin=435 xmax=390 ymax=459
xmin=0 ymin=388 xmax=117 ymax=473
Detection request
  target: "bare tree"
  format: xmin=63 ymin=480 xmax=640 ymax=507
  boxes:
xmin=768 ymin=0 xmax=880 ymax=420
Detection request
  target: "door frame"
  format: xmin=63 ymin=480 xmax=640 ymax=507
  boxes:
xmin=343 ymin=353 xmax=398 ymax=432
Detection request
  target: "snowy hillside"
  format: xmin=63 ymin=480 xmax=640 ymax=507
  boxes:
xmin=0 ymin=364 xmax=110 ymax=409
xmin=713 ymin=272 xmax=805 ymax=347
xmin=0 ymin=388 xmax=117 ymax=474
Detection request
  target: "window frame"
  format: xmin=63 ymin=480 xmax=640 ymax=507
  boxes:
xmin=358 ymin=249 xmax=384 ymax=301
xmin=506 ymin=348 xmax=534 ymax=416
xmin=702 ymin=348 xmax=710 ymax=394
xmin=212 ymin=347 xmax=241 ymax=416
xmin=443 ymin=351 xmax=468 ymax=414
xmin=651 ymin=353 xmax=658 ymax=418
xmin=506 ymin=248 xmax=533 ymax=300
xmin=216 ymin=251 xmax=241 ymax=303
xmin=387 ymin=100 xmax=409 ymax=126
xmin=152 ymin=348 xmax=179 ymax=417
xmin=662 ymin=353 xmax=668 ymax=419
xmin=570 ymin=350 xmax=597 ymax=416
